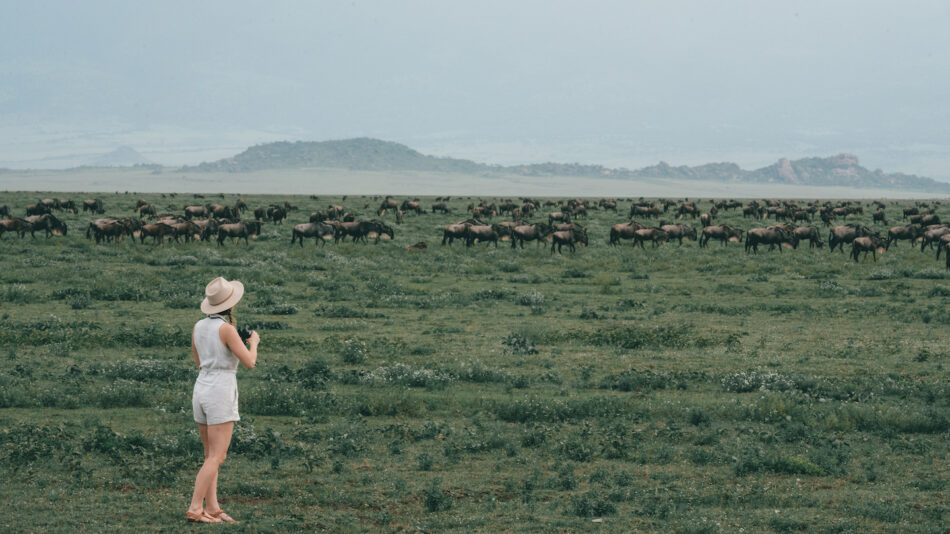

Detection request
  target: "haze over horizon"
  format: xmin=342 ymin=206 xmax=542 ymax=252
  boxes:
xmin=1 ymin=1 xmax=948 ymax=183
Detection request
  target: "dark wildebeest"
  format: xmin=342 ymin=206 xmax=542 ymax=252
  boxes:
xmin=792 ymin=226 xmax=824 ymax=248
xmin=745 ymin=225 xmax=797 ymax=253
xmin=191 ymin=218 xmax=219 ymax=241
xmin=909 ymin=213 xmax=941 ymax=227
xmin=140 ymin=222 xmax=175 ymax=244
xmin=465 ymin=225 xmax=499 ymax=248
xmin=902 ymin=206 xmax=919 ymax=219
xmin=82 ymin=199 xmax=104 ymax=214
xmin=872 ymin=209 xmax=887 ymax=225
xmin=699 ymin=225 xmax=743 ymax=247
xmin=677 ymin=202 xmax=699 ymax=219
xmin=207 ymin=203 xmax=237 ymax=219
xmin=0 ymin=218 xmax=30 ymax=239
xmin=608 ymin=221 xmax=646 ymax=246
xmin=57 ymin=200 xmax=77 ymax=213
xmin=659 ymin=224 xmax=697 ymax=245
xmin=359 ymin=220 xmax=394 ymax=244
xmin=921 ymin=226 xmax=950 ymax=252
xmin=431 ymin=202 xmax=450 ymax=214
xmin=630 ymin=204 xmax=661 ymax=218
xmin=267 ymin=206 xmax=287 ymax=224
xmin=885 ymin=224 xmax=922 ymax=250
xmin=828 ymin=224 xmax=873 ymax=253
xmin=550 ymin=228 xmax=588 ymax=254
xmin=511 ymin=222 xmax=553 ymax=249
xmin=492 ymin=221 xmax=518 ymax=241
xmin=291 ymin=222 xmax=336 ymax=247
xmin=23 ymin=214 xmax=67 ymax=238
xmin=217 ymin=221 xmax=261 ymax=245
xmin=88 ymin=219 xmax=126 ymax=244
xmin=699 ymin=213 xmax=711 ymax=227
xmin=401 ymin=200 xmax=423 ymax=215
xmin=25 ymin=203 xmax=51 ymax=217
xmin=937 ymin=234 xmax=950 ymax=260
xmin=548 ymin=212 xmax=571 ymax=225
xmin=632 ymin=227 xmax=669 ymax=248
xmin=310 ymin=211 xmax=328 ymax=223
xmin=0 ymin=205 xmax=8 ymax=217
xmin=327 ymin=205 xmax=344 ymax=219
xmin=137 ymin=204 xmax=156 ymax=217
xmin=441 ymin=222 xmax=471 ymax=246
xmin=406 ymin=241 xmax=427 ymax=250
xmin=168 ymin=220 xmax=201 ymax=243
xmin=850 ymin=234 xmax=886 ymax=262
xmin=742 ymin=205 xmax=761 ymax=219
xmin=599 ymin=199 xmax=618 ymax=212
xmin=253 ymin=206 xmax=267 ymax=220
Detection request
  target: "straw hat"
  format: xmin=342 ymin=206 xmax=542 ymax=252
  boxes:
xmin=201 ymin=277 xmax=245 ymax=314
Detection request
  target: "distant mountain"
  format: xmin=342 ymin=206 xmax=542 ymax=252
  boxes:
xmin=183 ymin=138 xmax=950 ymax=193
xmin=90 ymin=146 xmax=153 ymax=167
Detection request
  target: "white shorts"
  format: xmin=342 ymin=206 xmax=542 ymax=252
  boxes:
xmin=192 ymin=372 xmax=240 ymax=425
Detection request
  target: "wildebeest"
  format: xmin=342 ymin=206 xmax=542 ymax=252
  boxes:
xmin=291 ymin=222 xmax=337 ymax=247
xmin=267 ymin=206 xmax=287 ymax=224
xmin=872 ymin=209 xmax=887 ymax=225
xmin=168 ymin=220 xmax=201 ymax=243
xmin=550 ymin=227 xmax=588 ymax=254
xmin=921 ymin=226 xmax=950 ymax=252
xmin=608 ymin=221 xmax=646 ymax=246
xmin=136 ymin=203 xmax=156 ymax=217
xmin=25 ymin=203 xmax=51 ymax=217
xmin=23 ymin=214 xmax=67 ymax=238
xmin=0 ymin=205 xmax=9 ymax=218
xmin=511 ymin=222 xmax=553 ymax=249
xmin=599 ymin=199 xmax=618 ymax=212
xmin=828 ymin=224 xmax=873 ymax=253
xmin=792 ymin=226 xmax=824 ymax=248
xmin=358 ymin=220 xmax=394 ymax=244
xmin=659 ymin=224 xmax=697 ymax=245
xmin=850 ymin=234 xmax=886 ymax=262
xmin=191 ymin=218 xmax=219 ymax=241
xmin=207 ymin=203 xmax=238 ymax=219
xmin=431 ymin=202 xmax=450 ymax=214
xmin=902 ymin=206 xmax=919 ymax=219
xmin=465 ymin=225 xmax=499 ymax=247
xmin=548 ymin=212 xmax=571 ymax=225
xmin=82 ymin=199 xmax=105 ymax=214
xmin=629 ymin=204 xmax=661 ymax=218
xmin=406 ymin=241 xmax=427 ymax=250
xmin=677 ymin=202 xmax=699 ymax=219
xmin=253 ymin=206 xmax=267 ymax=220
xmin=0 ymin=218 xmax=30 ymax=239
xmin=441 ymin=219 xmax=483 ymax=245
xmin=378 ymin=198 xmax=399 ymax=216
xmin=699 ymin=225 xmax=743 ymax=247
xmin=327 ymin=205 xmax=345 ymax=219
xmin=400 ymin=200 xmax=423 ymax=215
xmin=632 ymin=227 xmax=669 ymax=248
xmin=909 ymin=213 xmax=941 ymax=227
xmin=745 ymin=225 xmax=797 ymax=253
xmin=139 ymin=222 xmax=175 ymax=244
xmin=885 ymin=224 xmax=922 ymax=250
xmin=217 ymin=221 xmax=262 ymax=245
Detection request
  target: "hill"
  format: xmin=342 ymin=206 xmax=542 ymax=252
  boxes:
xmin=183 ymin=138 xmax=950 ymax=193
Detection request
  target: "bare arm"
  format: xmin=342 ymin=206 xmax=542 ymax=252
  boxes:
xmin=218 ymin=323 xmax=260 ymax=369
xmin=192 ymin=331 xmax=200 ymax=369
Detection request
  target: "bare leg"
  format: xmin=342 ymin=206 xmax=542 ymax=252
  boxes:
xmin=188 ymin=421 xmax=234 ymax=515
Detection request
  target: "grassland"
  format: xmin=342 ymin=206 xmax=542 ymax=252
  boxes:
xmin=0 ymin=191 xmax=947 ymax=532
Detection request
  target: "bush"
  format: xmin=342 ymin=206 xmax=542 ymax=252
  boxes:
xmin=502 ymin=332 xmax=538 ymax=355
xmin=721 ymin=370 xmax=797 ymax=393
xmin=340 ymin=339 xmax=368 ymax=364
xmin=423 ymin=478 xmax=452 ymax=512
xmin=569 ymin=490 xmax=616 ymax=517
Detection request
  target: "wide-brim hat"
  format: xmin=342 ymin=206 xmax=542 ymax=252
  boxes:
xmin=201 ymin=277 xmax=245 ymax=314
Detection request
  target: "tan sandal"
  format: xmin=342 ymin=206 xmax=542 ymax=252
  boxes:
xmin=208 ymin=509 xmax=238 ymax=523
xmin=186 ymin=509 xmax=221 ymax=523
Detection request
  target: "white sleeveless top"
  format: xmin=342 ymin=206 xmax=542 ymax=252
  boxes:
xmin=194 ymin=315 xmax=240 ymax=373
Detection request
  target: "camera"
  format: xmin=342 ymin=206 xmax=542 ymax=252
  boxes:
xmin=237 ymin=326 xmax=253 ymax=343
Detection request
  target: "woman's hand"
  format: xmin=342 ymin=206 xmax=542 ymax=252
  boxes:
xmin=248 ymin=331 xmax=260 ymax=346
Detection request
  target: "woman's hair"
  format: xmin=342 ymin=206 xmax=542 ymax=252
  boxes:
xmin=217 ymin=308 xmax=235 ymax=325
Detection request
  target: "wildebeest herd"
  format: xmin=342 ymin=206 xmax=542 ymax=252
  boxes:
xmin=2 ymin=195 xmax=948 ymax=269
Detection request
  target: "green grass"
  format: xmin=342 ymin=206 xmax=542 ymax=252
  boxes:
xmin=0 ymin=191 xmax=947 ymax=532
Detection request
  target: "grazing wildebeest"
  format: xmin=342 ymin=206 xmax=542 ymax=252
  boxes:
xmin=550 ymin=227 xmax=588 ymax=254
xmin=548 ymin=212 xmax=571 ymax=225
xmin=745 ymin=225 xmax=797 ymax=253
xmin=291 ymin=222 xmax=336 ymax=247
xmin=57 ymin=200 xmax=77 ymax=213
xmin=632 ymin=227 xmax=669 ymax=248
xmin=378 ymin=198 xmax=399 ymax=215
xmin=136 ymin=203 xmax=156 ymax=217
xmin=253 ymin=206 xmax=267 ymax=220
xmin=872 ymin=209 xmax=887 ymax=225
xmin=699 ymin=213 xmax=711 ymax=227
xmin=139 ymin=222 xmax=175 ymax=244
xmin=921 ymin=226 xmax=950 ymax=252
xmin=267 ymin=206 xmax=287 ymax=224
xmin=828 ymin=224 xmax=873 ymax=253
xmin=441 ymin=222 xmax=470 ymax=246
xmin=327 ymin=205 xmax=345 ymax=219
xmin=792 ymin=226 xmax=824 ymax=248
xmin=207 ymin=203 xmax=237 ymax=219
xmin=885 ymin=224 xmax=923 ymax=250
xmin=359 ymin=220 xmax=395 ymax=244
xmin=431 ymin=202 xmax=450 ymax=214
xmin=87 ymin=219 xmax=125 ymax=244
xmin=742 ymin=205 xmax=761 ymax=219
xmin=629 ymin=204 xmax=661 ymax=218
xmin=83 ymin=199 xmax=104 ymax=214
xmin=400 ymin=200 xmax=423 ymax=215
xmin=0 ymin=218 xmax=30 ymax=239
xmin=902 ymin=206 xmax=919 ymax=219
xmin=677 ymin=202 xmax=699 ymax=219
xmin=699 ymin=225 xmax=743 ymax=247
xmin=23 ymin=214 xmax=67 ymax=238
xmin=217 ymin=221 xmax=261 ymax=245
xmin=599 ymin=199 xmax=618 ymax=212
xmin=168 ymin=220 xmax=201 ymax=243
xmin=0 ymin=205 xmax=8 ymax=217
xmin=851 ymin=234 xmax=886 ymax=262
xmin=310 ymin=211 xmax=328 ymax=222
xmin=465 ymin=225 xmax=499 ymax=247
xmin=608 ymin=221 xmax=646 ymax=246
xmin=511 ymin=222 xmax=553 ymax=249
xmin=191 ymin=218 xmax=219 ymax=241
xmin=659 ymin=224 xmax=697 ymax=245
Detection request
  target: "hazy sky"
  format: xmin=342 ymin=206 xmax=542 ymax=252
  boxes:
xmin=1 ymin=1 xmax=948 ymax=180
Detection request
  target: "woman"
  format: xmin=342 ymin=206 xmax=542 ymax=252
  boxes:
xmin=186 ymin=277 xmax=260 ymax=523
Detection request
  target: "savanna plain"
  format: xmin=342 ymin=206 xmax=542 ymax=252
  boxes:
xmin=0 ymin=189 xmax=947 ymax=533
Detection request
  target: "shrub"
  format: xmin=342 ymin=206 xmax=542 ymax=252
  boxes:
xmin=423 ymin=478 xmax=452 ymax=512
xmin=721 ymin=370 xmax=797 ymax=393
xmin=340 ymin=339 xmax=368 ymax=364
xmin=361 ymin=363 xmax=455 ymax=389
xmin=569 ymin=490 xmax=616 ymax=517
xmin=502 ymin=332 xmax=538 ymax=355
